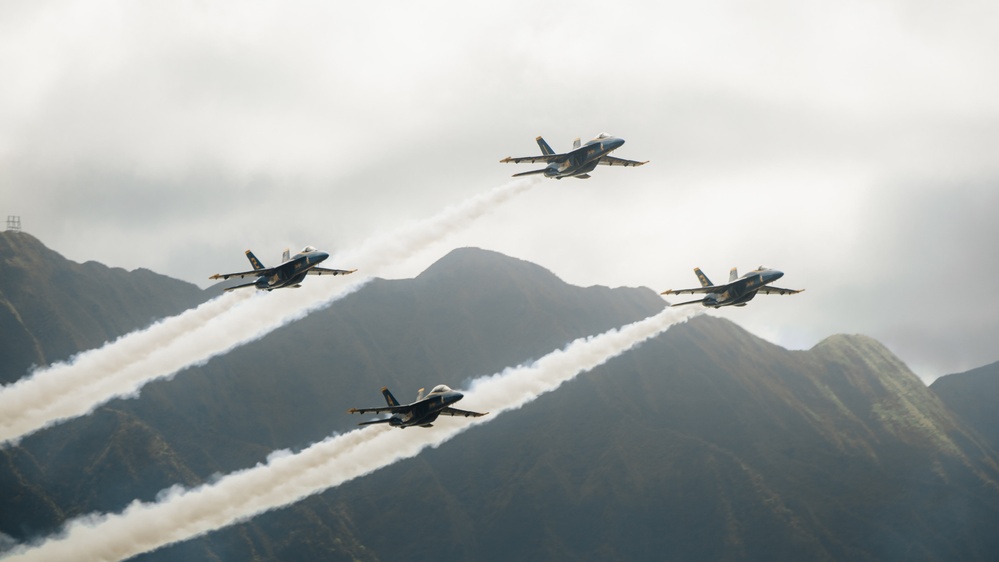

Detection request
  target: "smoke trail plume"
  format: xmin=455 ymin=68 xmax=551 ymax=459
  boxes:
xmin=4 ymin=305 xmax=697 ymax=562
xmin=0 ymin=178 xmax=538 ymax=445
xmin=0 ymin=291 xmax=253 ymax=439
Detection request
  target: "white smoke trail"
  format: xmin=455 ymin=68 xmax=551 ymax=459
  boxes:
xmin=3 ymin=305 xmax=698 ymax=562
xmin=0 ymin=178 xmax=538 ymax=445
xmin=0 ymin=291 xmax=253 ymax=437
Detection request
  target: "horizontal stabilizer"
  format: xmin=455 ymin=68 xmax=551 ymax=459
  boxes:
xmin=668 ymin=298 xmax=706 ymax=307
xmin=511 ymin=168 xmax=549 ymax=177
xmin=221 ymin=281 xmax=262 ymax=292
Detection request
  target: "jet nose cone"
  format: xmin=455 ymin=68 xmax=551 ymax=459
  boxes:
xmin=448 ymin=391 xmax=464 ymax=403
xmin=611 ymin=137 xmax=625 ymax=149
xmin=768 ymin=270 xmax=784 ymax=281
xmin=314 ymin=251 xmax=329 ymax=264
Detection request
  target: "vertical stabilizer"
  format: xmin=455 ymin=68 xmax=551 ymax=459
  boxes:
xmin=245 ymin=250 xmax=267 ymax=271
xmin=572 ymin=137 xmax=581 ymax=149
xmin=729 ymin=267 xmax=738 ymax=282
xmin=282 ymin=248 xmax=291 ymax=262
xmin=381 ymin=387 xmax=400 ymax=407
xmin=536 ymin=136 xmax=555 ymax=156
xmin=694 ymin=267 xmax=713 ymax=288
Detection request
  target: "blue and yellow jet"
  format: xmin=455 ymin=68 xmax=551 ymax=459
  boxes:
xmin=661 ymin=266 xmax=803 ymax=308
xmin=500 ymin=133 xmax=647 ymax=179
xmin=349 ymin=385 xmax=487 ymax=428
xmin=209 ymin=246 xmax=355 ymax=292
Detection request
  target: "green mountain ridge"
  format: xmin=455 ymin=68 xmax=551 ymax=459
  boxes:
xmin=2 ymin=232 xmax=998 ymax=561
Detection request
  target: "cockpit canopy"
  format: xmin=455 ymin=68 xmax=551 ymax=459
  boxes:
xmin=301 ymin=245 xmax=318 ymax=253
xmin=594 ymin=132 xmax=611 ymax=140
xmin=428 ymin=384 xmax=452 ymax=395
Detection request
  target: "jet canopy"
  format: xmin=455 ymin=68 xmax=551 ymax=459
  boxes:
xmin=428 ymin=384 xmax=452 ymax=395
xmin=594 ymin=132 xmax=612 ymax=139
xmin=301 ymin=245 xmax=318 ymax=253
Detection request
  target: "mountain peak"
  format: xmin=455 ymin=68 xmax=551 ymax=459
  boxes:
xmin=416 ymin=247 xmax=562 ymax=285
xmin=811 ymin=333 xmax=913 ymax=380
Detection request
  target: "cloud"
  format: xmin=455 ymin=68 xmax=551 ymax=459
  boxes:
xmin=2 ymin=0 xmax=998 ymax=379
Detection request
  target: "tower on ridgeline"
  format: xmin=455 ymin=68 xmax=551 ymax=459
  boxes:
xmin=6 ymin=216 xmax=21 ymax=232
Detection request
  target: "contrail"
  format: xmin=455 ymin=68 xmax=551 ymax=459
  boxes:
xmin=0 ymin=178 xmax=538 ymax=445
xmin=0 ymin=291 xmax=253 ymax=439
xmin=3 ymin=305 xmax=698 ymax=562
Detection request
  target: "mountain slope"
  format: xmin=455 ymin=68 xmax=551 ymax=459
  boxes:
xmin=0 ymin=232 xmax=205 ymax=384
xmin=1 ymin=239 xmax=998 ymax=560
xmin=931 ymin=361 xmax=999 ymax=456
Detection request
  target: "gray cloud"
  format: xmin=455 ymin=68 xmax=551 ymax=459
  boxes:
xmin=2 ymin=0 xmax=998 ymax=381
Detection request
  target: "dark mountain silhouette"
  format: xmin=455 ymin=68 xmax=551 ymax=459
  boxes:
xmin=0 ymin=232 xmax=205 ymax=384
xmin=1 ymin=234 xmax=998 ymax=561
xmin=931 ymin=361 xmax=999 ymax=455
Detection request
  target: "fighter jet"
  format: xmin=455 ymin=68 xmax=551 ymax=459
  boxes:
xmin=661 ymin=266 xmax=803 ymax=308
xmin=500 ymin=133 xmax=647 ymax=179
xmin=348 ymin=385 xmax=487 ymax=428
xmin=209 ymin=246 xmax=356 ymax=292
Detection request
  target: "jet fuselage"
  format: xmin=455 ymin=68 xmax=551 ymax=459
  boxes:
xmin=545 ymin=136 xmax=626 ymax=179
xmin=257 ymin=249 xmax=330 ymax=290
xmin=386 ymin=389 xmax=465 ymax=428
xmin=703 ymin=269 xmax=785 ymax=308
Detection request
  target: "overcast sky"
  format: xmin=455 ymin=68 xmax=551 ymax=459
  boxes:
xmin=2 ymin=0 xmax=997 ymax=382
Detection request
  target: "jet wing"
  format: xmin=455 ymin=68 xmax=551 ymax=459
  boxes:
xmin=597 ymin=155 xmax=648 ymax=167
xmin=308 ymin=267 xmax=357 ymax=276
xmin=757 ymin=286 xmax=804 ymax=295
xmin=347 ymin=405 xmax=411 ymax=415
xmin=439 ymin=406 xmax=488 ymax=418
xmin=499 ymin=154 xmax=565 ymax=164
xmin=660 ymin=286 xmax=724 ymax=296
xmin=209 ymin=268 xmax=274 ymax=281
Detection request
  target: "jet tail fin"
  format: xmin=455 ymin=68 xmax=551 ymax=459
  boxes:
xmin=282 ymin=248 xmax=290 ymax=262
xmin=245 ymin=250 xmax=267 ymax=271
xmin=694 ymin=267 xmax=713 ymax=288
xmin=536 ymin=136 xmax=555 ymax=156
xmin=572 ymin=137 xmax=581 ymax=149
xmin=381 ymin=387 xmax=400 ymax=407
xmin=729 ymin=267 xmax=738 ymax=282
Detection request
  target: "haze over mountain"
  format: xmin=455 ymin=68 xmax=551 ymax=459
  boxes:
xmin=1 ymin=231 xmax=998 ymax=561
